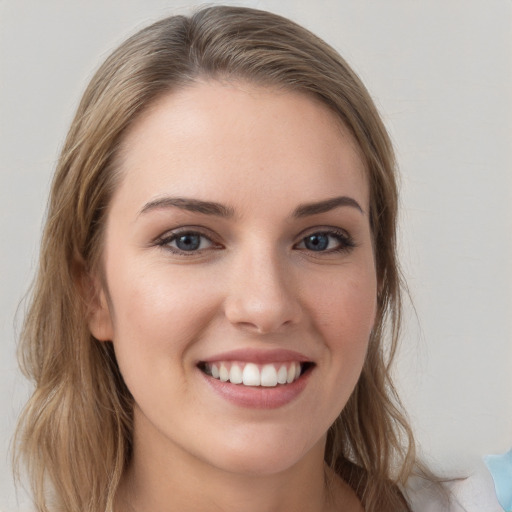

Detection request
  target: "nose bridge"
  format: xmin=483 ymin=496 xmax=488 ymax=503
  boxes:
xmin=224 ymin=239 xmax=301 ymax=333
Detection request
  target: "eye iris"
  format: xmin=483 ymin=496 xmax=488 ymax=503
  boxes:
xmin=305 ymin=234 xmax=329 ymax=251
xmin=176 ymin=234 xmax=201 ymax=251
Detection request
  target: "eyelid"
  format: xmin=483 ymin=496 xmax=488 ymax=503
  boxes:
xmin=310 ymin=223 xmax=350 ymax=234
xmin=294 ymin=225 xmax=352 ymax=241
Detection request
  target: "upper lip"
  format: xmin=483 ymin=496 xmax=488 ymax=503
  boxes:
xmin=199 ymin=348 xmax=312 ymax=364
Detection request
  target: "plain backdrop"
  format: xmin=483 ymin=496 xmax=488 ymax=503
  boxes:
xmin=1 ymin=1 xmax=511 ymax=509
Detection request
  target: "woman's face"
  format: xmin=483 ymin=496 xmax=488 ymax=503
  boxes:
xmin=90 ymin=81 xmax=377 ymax=476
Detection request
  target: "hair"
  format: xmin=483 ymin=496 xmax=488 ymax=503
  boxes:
xmin=15 ymin=6 xmax=418 ymax=512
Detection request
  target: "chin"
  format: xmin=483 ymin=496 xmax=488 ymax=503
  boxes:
xmin=198 ymin=428 xmax=324 ymax=477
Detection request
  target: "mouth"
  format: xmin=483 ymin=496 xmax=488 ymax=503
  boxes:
xmin=197 ymin=361 xmax=315 ymax=388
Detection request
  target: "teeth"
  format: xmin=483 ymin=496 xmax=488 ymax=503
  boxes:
xmin=203 ymin=361 xmax=305 ymax=387
xmin=219 ymin=363 xmax=229 ymax=382
xmin=286 ymin=365 xmax=295 ymax=384
xmin=229 ymin=364 xmax=243 ymax=384
xmin=260 ymin=365 xmax=278 ymax=387
xmin=277 ymin=365 xmax=288 ymax=384
xmin=242 ymin=363 xmax=260 ymax=386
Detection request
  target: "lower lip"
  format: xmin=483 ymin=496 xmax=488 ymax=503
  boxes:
xmin=200 ymin=368 xmax=312 ymax=409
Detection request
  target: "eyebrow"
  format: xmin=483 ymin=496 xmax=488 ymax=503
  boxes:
xmin=138 ymin=195 xmax=364 ymax=219
xmin=293 ymin=196 xmax=364 ymax=217
xmin=139 ymin=197 xmax=234 ymax=218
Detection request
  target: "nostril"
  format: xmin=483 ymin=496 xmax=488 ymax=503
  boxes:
xmin=224 ymin=300 xmax=302 ymax=335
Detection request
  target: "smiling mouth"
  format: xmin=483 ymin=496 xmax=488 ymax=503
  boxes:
xmin=197 ymin=361 xmax=314 ymax=388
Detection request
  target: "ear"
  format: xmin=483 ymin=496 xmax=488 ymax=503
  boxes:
xmin=87 ymin=279 xmax=114 ymax=342
xmin=81 ymin=270 xmax=114 ymax=342
xmin=72 ymin=255 xmax=114 ymax=341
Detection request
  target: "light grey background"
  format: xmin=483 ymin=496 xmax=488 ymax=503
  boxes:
xmin=1 ymin=1 xmax=511 ymax=509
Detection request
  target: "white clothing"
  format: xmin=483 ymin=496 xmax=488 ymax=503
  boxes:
xmin=405 ymin=461 xmax=502 ymax=512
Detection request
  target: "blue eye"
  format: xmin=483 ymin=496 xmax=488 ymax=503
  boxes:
xmin=303 ymin=233 xmax=329 ymax=251
xmin=174 ymin=233 xmax=202 ymax=251
xmin=296 ymin=230 xmax=354 ymax=253
xmin=158 ymin=231 xmax=215 ymax=254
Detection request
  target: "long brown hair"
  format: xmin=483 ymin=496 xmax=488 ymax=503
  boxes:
xmin=15 ymin=6 xmax=416 ymax=511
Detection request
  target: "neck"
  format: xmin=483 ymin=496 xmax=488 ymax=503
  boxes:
xmin=116 ymin=409 xmax=360 ymax=512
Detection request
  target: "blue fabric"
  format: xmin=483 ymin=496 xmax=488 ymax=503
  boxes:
xmin=484 ymin=449 xmax=512 ymax=511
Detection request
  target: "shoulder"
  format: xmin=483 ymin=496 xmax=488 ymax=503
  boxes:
xmin=404 ymin=463 xmax=502 ymax=512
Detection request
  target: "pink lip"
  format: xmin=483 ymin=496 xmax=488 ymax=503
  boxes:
xmin=199 ymin=348 xmax=311 ymax=364
xmin=200 ymin=369 xmax=312 ymax=409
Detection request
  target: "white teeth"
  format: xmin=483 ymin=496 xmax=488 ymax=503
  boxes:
xmin=260 ymin=365 xmax=278 ymax=387
xmin=242 ymin=363 xmax=261 ymax=386
xmin=219 ymin=363 xmax=229 ymax=382
xmin=277 ymin=365 xmax=288 ymax=384
xmin=205 ymin=361 xmax=306 ymax=387
xmin=286 ymin=364 xmax=295 ymax=384
xmin=229 ymin=363 xmax=243 ymax=384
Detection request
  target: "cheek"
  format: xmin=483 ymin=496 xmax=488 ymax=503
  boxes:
xmin=106 ymin=259 xmax=222 ymax=367
xmin=308 ymin=266 xmax=377 ymax=373
xmin=298 ymin=266 xmax=377 ymax=432
xmin=311 ymin=268 xmax=376 ymax=335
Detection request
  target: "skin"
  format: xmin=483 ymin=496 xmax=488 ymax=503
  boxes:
xmin=89 ymin=81 xmax=375 ymax=512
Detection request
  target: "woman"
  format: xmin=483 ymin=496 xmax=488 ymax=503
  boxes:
xmin=15 ymin=6 xmax=433 ymax=511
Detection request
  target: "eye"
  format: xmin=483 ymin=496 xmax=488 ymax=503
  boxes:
xmin=157 ymin=230 xmax=219 ymax=254
xmin=295 ymin=229 xmax=355 ymax=253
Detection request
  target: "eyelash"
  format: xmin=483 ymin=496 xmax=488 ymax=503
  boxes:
xmin=155 ymin=227 xmax=355 ymax=256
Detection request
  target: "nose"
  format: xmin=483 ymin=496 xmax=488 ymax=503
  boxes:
xmin=223 ymin=248 xmax=302 ymax=335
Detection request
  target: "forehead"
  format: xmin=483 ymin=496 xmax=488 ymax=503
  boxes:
xmin=113 ymin=80 xmax=369 ymax=215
